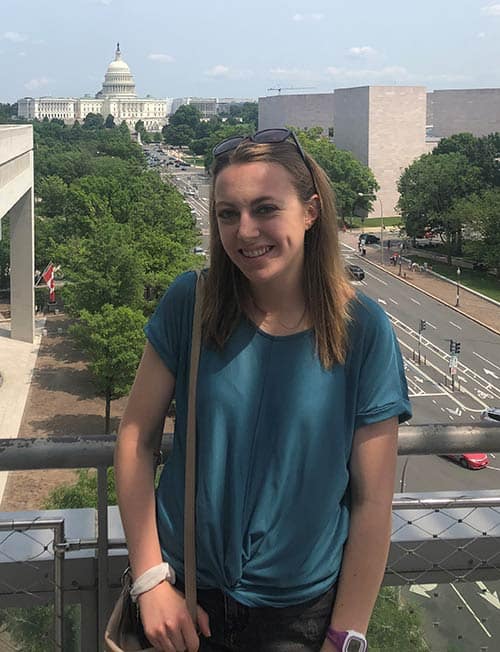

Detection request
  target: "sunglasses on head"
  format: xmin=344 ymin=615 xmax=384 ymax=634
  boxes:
xmin=212 ymin=128 xmax=318 ymax=194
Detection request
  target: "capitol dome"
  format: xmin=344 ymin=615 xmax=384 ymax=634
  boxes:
xmin=97 ymin=43 xmax=137 ymax=98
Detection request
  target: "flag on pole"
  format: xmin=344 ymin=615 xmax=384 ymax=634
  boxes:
xmin=41 ymin=263 xmax=56 ymax=303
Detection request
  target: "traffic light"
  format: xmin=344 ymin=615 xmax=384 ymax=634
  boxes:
xmin=449 ymin=340 xmax=455 ymax=353
xmin=455 ymin=342 xmax=461 ymax=354
xmin=420 ymin=320 xmax=426 ymax=332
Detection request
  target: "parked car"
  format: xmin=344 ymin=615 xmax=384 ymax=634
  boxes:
xmin=481 ymin=407 xmax=500 ymax=423
xmin=445 ymin=453 xmax=489 ymax=470
xmin=346 ymin=264 xmax=365 ymax=281
xmin=358 ymin=233 xmax=380 ymax=244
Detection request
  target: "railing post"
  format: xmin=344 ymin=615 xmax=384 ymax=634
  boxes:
xmin=53 ymin=519 xmax=65 ymax=651
xmin=97 ymin=465 xmax=109 ymax=650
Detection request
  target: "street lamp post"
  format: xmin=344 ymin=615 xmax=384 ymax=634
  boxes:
xmin=455 ymin=266 xmax=461 ymax=307
xmin=378 ymin=198 xmax=384 ymax=265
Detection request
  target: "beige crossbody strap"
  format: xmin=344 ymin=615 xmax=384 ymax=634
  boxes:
xmin=184 ymin=270 xmax=203 ymax=623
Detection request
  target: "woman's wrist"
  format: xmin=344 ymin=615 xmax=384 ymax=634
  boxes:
xmin=130 ymin=562 xmax=176 ymax=602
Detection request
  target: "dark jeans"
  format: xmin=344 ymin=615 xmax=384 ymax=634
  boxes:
xmin=191 ymin=584 xmax=336 ymax=652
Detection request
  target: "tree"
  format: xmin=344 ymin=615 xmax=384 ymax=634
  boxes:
xmin=397 ymin=152 xmax=482 ymax=260
xmin=83 ymin=112 xmax=104 ymax=129
xmin=70 ymin=304 xmax=146 ymax=433
xmin=0 ymin=102 xmax=18 ymax=123
xmin=168 ymin=104 xmax=202 ymax=129
xmin=37 ymin=175 xmax=68 ymax=217
xmin=60 ymin=220 xmax=144 ymax=315
xmin=104 ymin=114 xmax=116 ymax=129
xmin=433 ymin=132 xmax=500 ymax=187
xmin=295 ymin=128 xmax=379 ymax=219
xmin=162 ymin=123 xmax=195 ymax=146
xmin=452 ymin=190 xmax=500 ymax=277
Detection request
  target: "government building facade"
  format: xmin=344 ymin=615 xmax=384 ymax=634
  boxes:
xmin=17 ymin=44 xmax=169 ymax=132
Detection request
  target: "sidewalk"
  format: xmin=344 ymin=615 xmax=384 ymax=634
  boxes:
xmin=0 ymin=318 xmax=45 ymax=503
xmin=341 ymin=230 xmax=500 ymax=335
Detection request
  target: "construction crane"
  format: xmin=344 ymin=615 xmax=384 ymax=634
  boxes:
xmin=267 ymin=86 xmax=316 ymax=95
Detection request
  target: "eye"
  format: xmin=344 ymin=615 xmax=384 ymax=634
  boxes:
xmin=255 ymin=204 xmax=277 ymax=216
xmin=217 ymin=209 xmax=238 ymax=221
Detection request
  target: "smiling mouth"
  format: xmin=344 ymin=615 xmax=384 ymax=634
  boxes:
xmin=240 ymin=246 xmax=273 ymax=258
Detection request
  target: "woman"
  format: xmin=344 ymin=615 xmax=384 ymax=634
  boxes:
xmin=115 ymin=129 xmax=412 ymax=652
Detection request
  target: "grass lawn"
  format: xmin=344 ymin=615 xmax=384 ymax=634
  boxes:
xmin=408 ymin=255 xmax=500 ymax=302
xmin=346 ymin=216 xmax=402 ymax=229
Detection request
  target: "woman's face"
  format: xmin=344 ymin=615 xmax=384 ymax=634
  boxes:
xmin=214 ymin=161 xmax=317 ymax=290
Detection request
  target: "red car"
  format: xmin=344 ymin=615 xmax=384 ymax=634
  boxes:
xmin=445 ymin=453 xmax=489 ymax=470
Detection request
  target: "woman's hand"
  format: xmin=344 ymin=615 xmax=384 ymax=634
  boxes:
xmin=138 ymin=581 xmax=211 ymax=652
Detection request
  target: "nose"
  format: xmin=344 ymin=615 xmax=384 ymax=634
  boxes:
xmin=237 ymin=210 xmax=259 ymax=240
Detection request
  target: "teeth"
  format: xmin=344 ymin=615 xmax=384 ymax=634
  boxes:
xmin=241 ymin=246 xmax=271 ymax=258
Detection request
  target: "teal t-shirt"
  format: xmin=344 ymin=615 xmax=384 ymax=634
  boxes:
xmin=145 ymin=271 xmax=412 ymax=607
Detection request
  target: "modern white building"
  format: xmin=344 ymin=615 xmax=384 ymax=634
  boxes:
xmin=171 ymin=96 xmax=256 ymax=119
xmin=17 ymin=44 xmax=169 ymax=132
xmin=0 ymin=125 xmax=34 ymax=342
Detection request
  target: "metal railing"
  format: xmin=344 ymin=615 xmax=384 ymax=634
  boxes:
xmin=0 ymin=424 xmax=499 ymax=651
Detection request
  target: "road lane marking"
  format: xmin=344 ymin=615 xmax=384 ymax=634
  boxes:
xmin=409 ymin=583 xmax=437 ymax=599
xmin=365 ymin=270 xmax=388 ymax=285
xmin=473 ymin=351 xmax=500 ymax=373
xmin=389 ymin=298 xmax=398 ymax=305
xmin=410 ymin=297 xmax=420 ymax=305
xmin=449 ymin=321 xmax=462 ymax=330
xmin=388 ymin=313 xmax=499 ymax=405
xmin=426 ymin=321 xmax=436 ymax=329
xmin=475 ymin=582 xmax=500 ymax=610
xmin=484 ymin=368 xmax=499 ymax=380
xmin=449 ymin=583 xmax=492 ymax=638
xmin=378 ymin=298 xmax=387 ymax=305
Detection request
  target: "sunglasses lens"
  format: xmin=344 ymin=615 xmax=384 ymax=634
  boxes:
xmin=213 ymin=136 xmax=245 ymax=157
xmin=253 ymin=129 xmax=290 ymax=144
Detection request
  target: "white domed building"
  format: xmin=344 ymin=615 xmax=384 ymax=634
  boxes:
xmin=18 ymin=44 xmax=169 ymax=132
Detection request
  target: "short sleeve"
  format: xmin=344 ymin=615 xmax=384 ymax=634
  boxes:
xmin=144 ymin=271 xmax=197 ymax=376
xmin=351 ymin=297 xmax=412 ymax=429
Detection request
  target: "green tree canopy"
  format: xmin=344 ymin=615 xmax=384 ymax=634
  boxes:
xmin=104 ymin=114 xmax=116 ymax=129
xmin=169 ymin=104 xmax=202 ymax=129
xmin=451 ymin=189 xmax=500 ymax=276
xmin=83 ymin=112 xmax=104 ymax=129
xmin=70 ymin=304 xmax=146 ymax=433
xmin=433 ymin=132 xmax=500 ymax=187
xmin=60 ymin=220 xmax=145 ymax=315
xmin=397 ymin=152 xmax=482 ymax=240
xmin=295 ymin=128 xmax=379 ymax=219
xmin=162 ymin=123 xmax=195 ymax=146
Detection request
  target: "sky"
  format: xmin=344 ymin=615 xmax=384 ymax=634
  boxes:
xmin=1 ymin=0 xmax=500 ymax=103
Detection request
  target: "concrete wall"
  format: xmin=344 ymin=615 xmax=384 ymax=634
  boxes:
xmin=332 ymin=86 xmax=370 ymax=164
xmin=0 ymin=125 xmax=34 ymax=343
xmin=368 ymin=86 xmax=427 ymax=216
xmin=258 ymin=93 xmax=335 ymax=133
xmin=428 ymin=89 xmax=500 ymax=137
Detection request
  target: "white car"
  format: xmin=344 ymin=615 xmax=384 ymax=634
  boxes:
xmin=481 ymin=407 xmax=500 ymax=423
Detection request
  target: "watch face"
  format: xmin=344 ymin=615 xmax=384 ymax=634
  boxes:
xmin=346 ymin=638 xmax=365 ymax=652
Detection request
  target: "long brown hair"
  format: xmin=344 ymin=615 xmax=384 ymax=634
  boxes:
xmin=203 ymin=139 xmax=355 ymax=368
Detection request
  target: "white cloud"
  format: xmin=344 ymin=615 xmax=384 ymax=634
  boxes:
xmin=205 ymin=65 xmax=253 ymax=80
xmin=481 ymin=4 xmax=500 ymax=15
xmin=326 ymin=65 xmax=409 ymax=81
xmin=348 ymin=46 xmax=378 ymax=58
xmin=24 ymin=77 xmax=52 ymax=91
xmin=477 ymin=31 xmax=486 ymax=38
xmin=268 ymin=67 xmax=319 ymax=84
xmin=148 ymin=53 xmax=174 ymax=63
xmin=292 ymin=13 xmax=324 ymax=22
xmin=1 ymin=31 xmax=28 ymax=43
